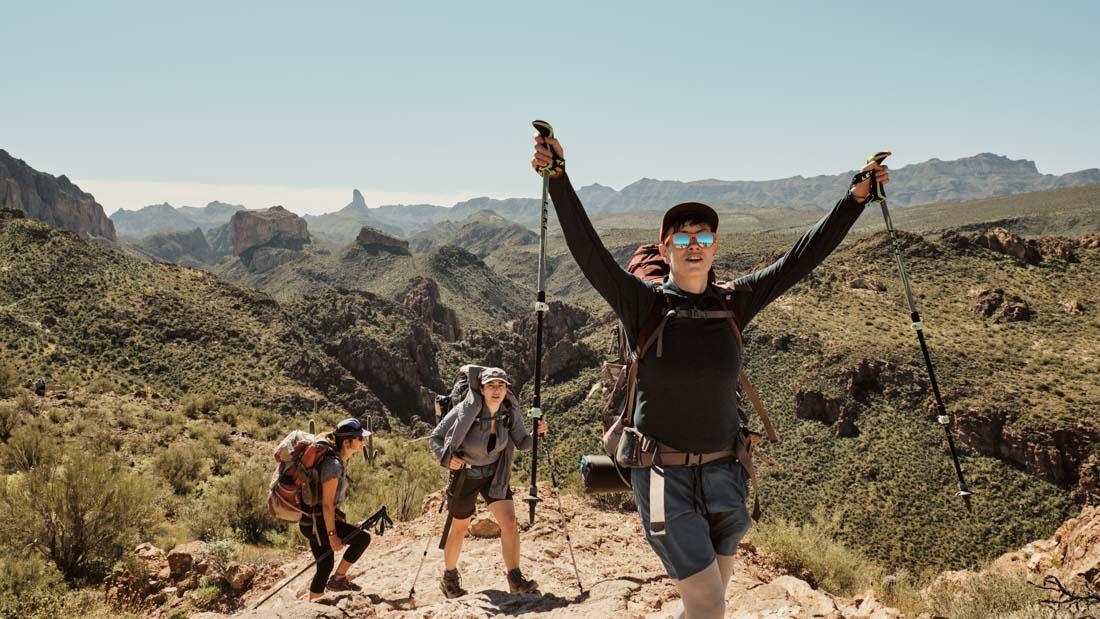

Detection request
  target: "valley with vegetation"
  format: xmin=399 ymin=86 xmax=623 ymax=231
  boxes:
xmin=1 ymin=149 xmax=1098 ymax=618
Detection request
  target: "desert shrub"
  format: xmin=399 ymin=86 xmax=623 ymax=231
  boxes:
xmin=345 ymin=437 xmax=443 ymax=522
xmin=87 ymin=376 xmax=120 ymax=395
xmin=0 ymin=456 xmax=161 ymax=583
xmin=2 ymin=419 xmax=61 ymax=472
xmin=153 ymin=442 xmax=209 ymax=495
xmin=0 ymin=401 xmax=21 ymax=441
xmin=0 ymin=362 xmax=19 ymax=398
xmin=921 ymin=568 xmax=1045 ymax=619
xmin=747 ymin=509 xmax=881 ymax=597
xmin=0 ymin=555 xmax=67 ymax=619
xmin=182 ymin=393 xmax=218 ymax=419
xmin=188 ymin=460 xmax=281 ymax=544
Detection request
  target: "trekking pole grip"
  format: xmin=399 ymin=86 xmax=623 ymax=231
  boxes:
xmin=532 ymin=120 xmax=563 ymax=175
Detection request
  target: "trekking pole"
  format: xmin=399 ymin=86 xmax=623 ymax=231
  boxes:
xmin=410 ymin=464 xmax=465 ymax=597
xmin=524 ymin=119 xmax=558 ymax=526
xmin=253 ymin=506 xmax=393 ymax=609
xmin=862 ymin=151 xmax=974 ymax=514
xmin=542 ymin=436 xmax=584 ymax=594
xmin=437 ymin=464 xmax=468 ymax=550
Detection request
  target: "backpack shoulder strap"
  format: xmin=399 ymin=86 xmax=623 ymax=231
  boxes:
xmin=716 ymin=290 xmax=779 ymax=444
xmin=635 ymin=287 xmax=672 ymax=360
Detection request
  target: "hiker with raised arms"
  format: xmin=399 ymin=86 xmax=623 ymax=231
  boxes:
xmin=532 ymin=132 xmax=888 ymax=619
xmin=429 ymin=365 xmax=548 ymax=598
xmin=297 ymin=418 xmax=372 ymax=601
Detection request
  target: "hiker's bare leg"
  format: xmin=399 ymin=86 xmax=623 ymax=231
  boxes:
xmin=717 ymin=553 xmax=736 ymax=590
xmin=671 ymin=559 xmax=725 ymax=619
xmin=487 ymin=499 xmax=520 ymax=571
xmin=335 ymin=559 xmax=352 ymax=576
xmin=443 ymin=516 xmax=472 ymax=570
xmin=309 ymin=591 xmax=323 ymax=601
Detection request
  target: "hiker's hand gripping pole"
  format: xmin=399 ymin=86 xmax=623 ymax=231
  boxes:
xmin=524 ymin=120 xmax=557 ymax=526
xmin=867 ymin=151 xmax=974 ymax=514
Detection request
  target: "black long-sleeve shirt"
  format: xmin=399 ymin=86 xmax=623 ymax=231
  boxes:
xmin=549 ymin=171 xmax=867 ymax=452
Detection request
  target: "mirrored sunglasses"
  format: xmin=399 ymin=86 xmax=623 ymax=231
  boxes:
xmin=665 ymin=231 xmax=716 ymax=249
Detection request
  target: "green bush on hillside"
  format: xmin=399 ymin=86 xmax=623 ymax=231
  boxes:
xmin=153 ymin=443 xmax=209 ymax=495
xmin=747 ymin=509 xmax=881 ymax=597
xmin=0 ymin=362 xmax=19 ymax=398
xmin=188 ymin=460 xmax=281 ymax=544
xmin=182 ymin=393 xmax=219 ymax=419
xmin=0 ymin=456 xmax=160 ymax=584
xmin=0 ymin=556 xmax=67 ymax=619
xmin=1 ymin=419 xmax=61 ymax=473
xmin=0 ymin=402 xmax=21 ymax=442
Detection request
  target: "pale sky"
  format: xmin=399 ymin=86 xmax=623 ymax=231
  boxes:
xmin=2 ymin=1 xmax=1097 ymax=215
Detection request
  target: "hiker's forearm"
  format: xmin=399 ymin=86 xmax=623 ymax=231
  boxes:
xmin=733 ymin=193 xmax=865 ymax=322
xmin=429 ymin=410 xmax=456 ymax=463
xmin=549 ymin=171 xmax=645 ymax=319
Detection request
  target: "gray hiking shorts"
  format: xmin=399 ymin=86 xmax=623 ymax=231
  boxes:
xmin=632 ymin=457 xmax=753 ymax=580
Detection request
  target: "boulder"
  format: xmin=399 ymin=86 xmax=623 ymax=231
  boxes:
xmin=727 ymin=575 xmax=840 ymax=618
xmin=134 ymin=542 xmax=171 ymax=584
xmin=225 ymin=561 xmax=257 ymax=591
xmin=167 ymin=540 xmax=208 ymax=579
xmin=972 ymin=227 xmax=1041 ymax=264
xmin=1053 ymin=504 xmax=1100 ymax=589
xmin=469 ymin=514 xmax=502 ymax=538
xmin=969 ymin=288 xmax=1031 ymax=322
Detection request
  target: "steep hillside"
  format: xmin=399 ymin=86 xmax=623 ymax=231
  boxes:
xmin=215 ymin=227 xmax=532 ymax=331
xmin=0 ymin=216 xmax=383 ymax=419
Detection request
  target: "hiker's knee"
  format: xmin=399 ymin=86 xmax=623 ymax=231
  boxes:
xmin=496 ymin=509 xmax=517 ymax=532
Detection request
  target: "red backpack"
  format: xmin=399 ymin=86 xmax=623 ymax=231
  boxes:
xmin=268 ymin=431 xmax=336 ymax=522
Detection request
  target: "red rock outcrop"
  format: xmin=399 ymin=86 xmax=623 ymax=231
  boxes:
xmin=401 ymin=276 xmax=461 ymax=342
xmin=229 ymin=206 xmax=309 ymax=257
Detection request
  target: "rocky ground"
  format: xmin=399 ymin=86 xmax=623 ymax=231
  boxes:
xmin=180 ymin=484 xmax=903 ymax=619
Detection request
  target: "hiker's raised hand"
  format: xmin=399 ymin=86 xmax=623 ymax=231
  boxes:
xmin=535 ymin=419 xmax=548 ymax=436
xmin=329 ymin=533 xmax=345 ymax=553
xmin=448 ymin=455 xmax=465 ymax=470
xmin=532 ymin=134 xmax=565 ymax=178
xmin=850 ymin=161 xmax=890 ymax=202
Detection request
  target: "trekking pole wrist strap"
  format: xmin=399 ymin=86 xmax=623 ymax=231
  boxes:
xmin=535 ymin=156 xmax=565 ymax=177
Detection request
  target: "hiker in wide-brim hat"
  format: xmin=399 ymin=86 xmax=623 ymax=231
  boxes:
xmin=429 ymin=365 xmax=548 ymax=598
xmin=532 ymin=133 xmax=887 ymax=618
xmin=300 ymin=417 xmax=372 ymax=601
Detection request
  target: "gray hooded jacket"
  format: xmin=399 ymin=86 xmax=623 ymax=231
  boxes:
xmin=429 ymin=365 xmax=534 ymax=500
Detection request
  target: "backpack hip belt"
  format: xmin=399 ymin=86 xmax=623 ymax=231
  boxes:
xmin=654 ymin=443 xmax=737 ymax=467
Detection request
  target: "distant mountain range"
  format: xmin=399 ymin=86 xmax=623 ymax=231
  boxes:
xmin=111 ymin=200 xmax=246 ymax=237
xmin=112 ymin=153 xmax=1100 ymax=243
xmin=4 ymin=147 xmax=1098 ymax=243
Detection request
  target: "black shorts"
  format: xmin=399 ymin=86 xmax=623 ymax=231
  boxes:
xmin=448 ymin=474 xmax=512 ymax=519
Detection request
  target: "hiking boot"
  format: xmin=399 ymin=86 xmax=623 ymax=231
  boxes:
xmin=440 ymin=568 xmax=467 ymax=598
xmin=326 ymin=573 xmax=362 ymax=592
xmin=506 ymin=568 xmax=539 ymax=594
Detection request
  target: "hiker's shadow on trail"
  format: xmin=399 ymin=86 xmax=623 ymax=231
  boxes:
xmin=480 ymin=588 xmax=589 ymax=616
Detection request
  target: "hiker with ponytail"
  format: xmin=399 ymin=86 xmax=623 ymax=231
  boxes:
xmin=299 ymin=418 xmax=372 ymax=601
xmin=429 ymin=365 xmax=548 ymax=598
xmin=532 ymin=131 xmax=888 ymax=619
